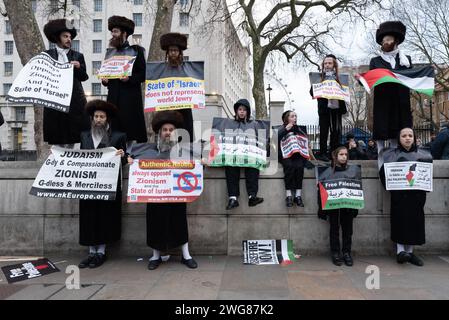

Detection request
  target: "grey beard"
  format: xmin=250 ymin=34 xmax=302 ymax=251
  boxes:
xmin=158 ymin=138 xmax=176 ymax=153
xmin=92 ymin=123 xmax=110 ymax=145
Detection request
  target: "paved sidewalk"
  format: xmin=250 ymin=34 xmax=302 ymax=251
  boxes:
xmin=1 ymin=255 xmax=449 ymax=300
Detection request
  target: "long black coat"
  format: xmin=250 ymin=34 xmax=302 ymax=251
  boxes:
xmin=43 ymin=49 xmax=90 ymax=144
xmin=380 ymin=146 xmax=430 ymax=245
xmin=78 ymin=129 xmax=127 ymax=246
xmin=370 ymin=55 xmax=413 ymax=140
xmin=103 ymin=43 xmax=148 ymax=143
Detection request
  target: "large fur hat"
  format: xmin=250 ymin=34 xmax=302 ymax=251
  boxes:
xmin=108 ymin=16 xmax=135 ymax=36
xmin=160 ymin=33 xmax=188 ymax=51
xmin=152 ymin=111 xmax=184 ymax=133
xmin=43 ymin=19 xmax=77 ymax=43
xmin=376 ymin=21 xmax=406 ymax=45
xmin=85 ymin=100 xmax=118 ymax=119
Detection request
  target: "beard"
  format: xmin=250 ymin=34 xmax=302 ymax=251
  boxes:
xmin=158 ymin=136 xmax=176 ymax=153
xmin=109 ymin=36 xmax=125 ymax=49
xmin=168 ymin=54 xmax=183 ymax=67
xmin=91 ymin=122 xmax=110 ymax=145
xmin=382 ymin=42 xmax=396 ymax=52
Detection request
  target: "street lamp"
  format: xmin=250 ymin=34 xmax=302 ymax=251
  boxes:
xmin=266 ymin=83 xmax=272 ymax=106
xmin=424 ymin=98 xmax=434 ymax=131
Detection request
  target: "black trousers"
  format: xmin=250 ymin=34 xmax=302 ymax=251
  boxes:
xmin=329 ymin=210 xmax=353 ymax=254
xmin=282 ymin=157 xmax=305 ymax=190
xmin=225 ymin=166 xmax=259 ymax=198
xmin=319 ymin=109 xmax=342 ymax=154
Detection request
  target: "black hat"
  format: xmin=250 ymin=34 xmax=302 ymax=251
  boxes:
xmin=160 ymin=33 xmax=188 ymax=51
xmin=325 ymin=54 xmax=337 ymax=60
xmin=108 ymin=16 xmax=135 ymax=36
xmin=152 ymin=111 xmax=184 ymax=133
xmin=233 ymin=99 xmax=251 ymax=119
xmin=85 ymin=100 xmax=118 ymax=119
xmin=44 ymin=19 xmax=77 ymax=44
xmin=282 ymin=110 xmax=294 ymax=123
xmin=376 ymin=21 xmax=406 ymax=45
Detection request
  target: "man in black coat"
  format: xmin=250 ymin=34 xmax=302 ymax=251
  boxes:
xmin=101 ymin=16 xmax=147 ymax=144
xmin=370 ymin=21 xmax=413 ymax=152
xmin=78 ymin=100 xmax=127 ymax=269
xmin=310 ymin=54 xmax=347 ymax=161
xmin=43 ymin=19 xmax=90 ymax=146
xmin=0 ymin=109 xmax=4 ymax=155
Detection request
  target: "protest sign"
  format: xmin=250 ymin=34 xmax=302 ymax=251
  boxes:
xmin=127 ymin=160 xmax=203 ymax=203
xmin=317 ymin=165 xmax=364 ymax=210
xmin=309 ymin=72 xmax=350 ymax=103
xmin=281 ymin=132 xmax=310 ymax=160
xmin=30 ymin=146 xmax=121 ymax=201
xmin=7 ymin=52 xmax=73 ymax=113
xmin=1 ymin=258 xmax=59 ymax=284
xmin=384 ymin=162 xmax=433 ymax=192
xmin=242 ymin=240 xmax=296 ymax=265
xmin=208 ymin=117 xmax=270 ymax=170
xmin=145 ymin=61 xmax=205 ymax=112
xmin=97 ymin=47 xmax=137 ymax=79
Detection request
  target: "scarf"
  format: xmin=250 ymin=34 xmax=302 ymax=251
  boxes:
xmin=380 ymin=48 xmax=410 ymax=69
xmin=56 ymin=46 xmax=69 ymax=63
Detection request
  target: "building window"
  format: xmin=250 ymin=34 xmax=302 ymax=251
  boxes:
xmin=4 ymin=41 xmax=13 ymax=55
xmin=31 ymin=0 xmax=37 ymax=12
xmin=93 ymin=40 xmax=102 ymax=53
xmin=5 ymin=20 xmax=12 ymax=34
xmin=93 ymin=19 xmax=102 ymax=32
xmin=132 ymin=34 xmax=142 ymax=45
xmin=49 ymin=42 xmax=56 ymax=50
xmin=3 ymin=83 xmax=12 ymax=95
xmin=92 ymin=83 xmax=102 ymax=95
xmin=4 ymin=62 xmax=13 ymax=76
xmin=183 ymin=56 xmax=189 ymax=61
xmin=179 ymin=12 xmax=189 ymax=27
xmin=50 ymin=0 xmax=58 ymax=10
xmin=180 ymin=0 xmax=189 ymax=6
xmin=94 ymin=0 xmax=103 ymax=12
xmin=69 ymin=40 xmax=79 ymax=52
xmin=15 ymin=107 xmax=26 ymax=122
xmin=92 ymin=61 xmax=102 ymax=75
xmin=72 ymin=0 xmax=81 ymax=8
xmin=133 ymin=13 xmax=143 ymax=27
xmin=134 ymin=0 xmax=143 ymax=5
xmin=13 ymin=128 xmax=23 ymax=151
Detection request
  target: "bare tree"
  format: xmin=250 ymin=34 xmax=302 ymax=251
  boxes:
xmin=344 ymin=81 xmax=368 ymax=126
xmin=2 ymin=0 xmax=48 ymax=160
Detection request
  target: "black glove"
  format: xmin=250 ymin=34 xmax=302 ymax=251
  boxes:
xmin=318 ymin=209 xmax=327 ymax=221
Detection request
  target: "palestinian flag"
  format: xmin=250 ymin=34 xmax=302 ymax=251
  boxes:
xmin=356 ymin=66 xmax=435 ymax=96
xmin=242 ymin=239 xmax=297 ymax=265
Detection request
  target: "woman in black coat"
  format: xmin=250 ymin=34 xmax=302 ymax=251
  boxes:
xmin=380 ymin=128 xmax=431 ymax=266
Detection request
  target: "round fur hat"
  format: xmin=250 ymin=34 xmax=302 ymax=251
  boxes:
xmin=108 ymin=15 xmax=135 ymax=36
xmin=160 ymin=33 xmax=188 ymax=51
xmin=376 ymin=21 xmax=406 ymax=45
xmin=85 ymin=100 xmax=118 ymax=119
xmin=152 ymin=111 xmax=184 ymax=133
xmin=43 ymin=19 xmax=77 ymax=43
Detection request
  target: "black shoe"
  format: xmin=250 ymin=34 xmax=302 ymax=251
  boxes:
xmin=181 ymin=257 xmax=198 ymax=269
xmin=248 ymin=196 xmax=264 ymax=207
xmin=78 ymin=254 xmax=95 ymax=269
xmin=397 ymin=251 xmax=412 ymax=264
xmin=409 ymin=253 xmax=424 ymax=267
xmin=331 ymin=252 xmax=343 ymax=266
xmin=148 ymin=258 xmax=162 ymax=270
xmin=286 ymin=196 xmax=294 ymax=207
xmin=226 ymin=199 xmax=239 ymax=210
xmin=89 ymin=253 xmax=106 ymax=268
xmin=342 ymin=252 xmax=353 ymax=267
xmin=295 ymin=196 xmax=304 ymax=207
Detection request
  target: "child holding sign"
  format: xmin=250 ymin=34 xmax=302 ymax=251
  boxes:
xmin=317 ymin=146 xmax=359 ymax=267
xmin=278 ymin=111 xmax=310 ymax=207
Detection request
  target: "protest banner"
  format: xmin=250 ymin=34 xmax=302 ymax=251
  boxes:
xmin=208 ymin=117 xmax=270 ymax=170
xmin=7 ymin=52 xmax=73 ymax=113
xmin=317 ymin=165 xmax=364 ymax=210
xmin=1 ymin=258 xmax=59 ymax=284
xmin=127 ymin=159 xmax=203 ymax=203
xmin=309 ymin=72 xmax=350 ymax=103
xmin=30 ymin=146 xmax=121 ymax=201
xmin=384 ymin=162 xmax=433 ymax=192
xmin=144 ymin=61 xmax=205 ymax=112
xmin=281 ymin=132 xmax=310 ymax=160
xmin=97 ymin=47 xmax=137 ymax=79
xmin=242 ymin=240 xmax=296 ymax=265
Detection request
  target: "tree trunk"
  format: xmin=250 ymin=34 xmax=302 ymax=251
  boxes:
xmin=3 ymin=0 xmax=48 ymax=160
xmin=144 ymin=0 xmax=176 ymax=141
xmin=252 ymin=43 xmax=268 ymax=120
